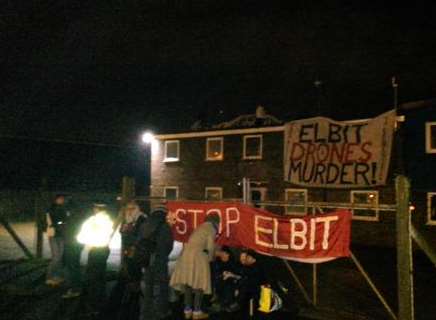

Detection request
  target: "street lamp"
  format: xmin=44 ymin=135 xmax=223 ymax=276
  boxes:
xmin=142 ymin=131 xmax=156 ymax=144
xmin=141 ymin=131 xmax=156 ymax=212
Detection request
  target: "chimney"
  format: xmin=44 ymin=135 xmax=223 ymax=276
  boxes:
xmin=256 ymin=105 xmax=266 ymax=118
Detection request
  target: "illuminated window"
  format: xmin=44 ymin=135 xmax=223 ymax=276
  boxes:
xmin=243 ymin=135 xmax=263 ymax=160
xmin=205 ymin=187 xmax=223 ymax=201
xmin=285 ymin=189 xmax=307 ymax=216
xmin=425 ymin=122 xmax=436 ymax=153
xmin=164 ymin=186 xmax=179 ymax=200
xmin=206 ymin=137 xmax=224 ymax=161
xmin=351 ymin=191 xmax=379 ymax=221
xmin=427 ymin=193 xmax=436 ymax=225
xmin=164 ymin=140 xmax=180 ymax=162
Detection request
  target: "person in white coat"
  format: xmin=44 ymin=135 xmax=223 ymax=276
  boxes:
xmin=170 ymin=214 xmax=220 ymax=320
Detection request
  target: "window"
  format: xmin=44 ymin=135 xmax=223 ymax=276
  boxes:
xmin=164 ymin=140 xmax=180 ymax=162
xmin=427 ymin=193 xmax=436 ymax=225
xmin=426 ymin=122 xmax=436 ymax=153
xmin=243 ymin=135 xmax=263 ymax=160
xmin=206 ymin=137 xmax=224 ymax=161
xmin=285 ymin=189 xmax=308 ymax=216
xmin=250 ymin=187 xmax=267 ymax=208
xmin=205 ymin=187 xmax=223 ymax=201
xmin=351 ymin=191 xmax=379 ymax=221
xmin=164 ymin=186 xmax=179 ymax=200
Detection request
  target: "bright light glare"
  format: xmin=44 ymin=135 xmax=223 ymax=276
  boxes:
xmin=109 ymin=226 xmax=121 ymax=250
xmin=77 ymin=212 xmax=114 ymax=247
xmin=142 ymin=132 xmax=155 ymax=144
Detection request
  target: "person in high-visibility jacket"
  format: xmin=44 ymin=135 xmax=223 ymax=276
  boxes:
xmin=77 ymin=203 xmax=114 ymax=312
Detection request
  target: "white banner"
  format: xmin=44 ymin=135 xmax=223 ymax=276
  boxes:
xmin=284 ymin=110 xmax=396 ymax=188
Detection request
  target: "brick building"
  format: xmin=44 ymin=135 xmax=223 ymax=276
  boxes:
xmin=150 ymin=103 xmax=436 ymax=247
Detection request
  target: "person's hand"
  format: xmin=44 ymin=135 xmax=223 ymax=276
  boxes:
xmin=126 ymin=246 xmax=135 ymax=258
xmin=223 ymin=271 xmax=237 ymax=280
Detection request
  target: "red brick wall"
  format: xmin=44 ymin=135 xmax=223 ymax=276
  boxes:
xmin=151 ymin=131 xmax=434 ymax=248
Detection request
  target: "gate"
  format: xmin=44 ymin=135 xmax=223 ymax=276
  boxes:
xmin=240 ymin=176 xmax=429 ymax=320
xmin=131 ymin=175 xmax=436 ymax=320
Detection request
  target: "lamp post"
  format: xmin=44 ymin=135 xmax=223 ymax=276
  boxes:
xmin=141 ymin=131 xmax=156 ymax=204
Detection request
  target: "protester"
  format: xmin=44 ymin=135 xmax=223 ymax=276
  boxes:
xmin=210 ymin=247 xmax=239 ymax=311
xmin=119 ymin=201 xmax=147 ymax=267
xmin=140 ymin=206 xmax=174 ymax=320
xmin=45 ymin=194 xmax=69 ymax=286
xmin=170 ymin=214 xmax=220 ymax=320
xmin=62 ymin=202 xmax=86 ymax=299
xmin=259 ymin=258 xmax=299 ymax=316
xmin=101 ymin=201 xmax=148 ymax=320
xmin=225 ymin=250 xmax=265 ymax=313
xmin=77 ymin=203 xmax=114 ymax=312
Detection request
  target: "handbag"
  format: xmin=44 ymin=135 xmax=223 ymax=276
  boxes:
xmin=258 ymin=285 xmax=283 ymax=313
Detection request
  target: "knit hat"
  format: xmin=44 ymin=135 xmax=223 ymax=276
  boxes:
xmin=152 ymin=205 xmax=168 ymax=215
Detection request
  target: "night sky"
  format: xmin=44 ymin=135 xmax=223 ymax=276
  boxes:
xmin=1 ymin=1 xmax=436 ymax=191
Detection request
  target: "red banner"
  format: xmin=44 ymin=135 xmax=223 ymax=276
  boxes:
xmin=167 ymin=202 xmax=352 ymax=263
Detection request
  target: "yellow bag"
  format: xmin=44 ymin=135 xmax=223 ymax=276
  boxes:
xmin=258 ymin=285 xmax=272 ymax=313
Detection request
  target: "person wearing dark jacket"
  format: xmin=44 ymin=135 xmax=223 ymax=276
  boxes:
xmin=120 ymin=201 xmax=147 ymax=258
xmin=103 ymin=201 xmax=148 ymax=320
xmin=226 ymin=250 xmax=266 ymax=313
xmin=211 ymin=247 xmax=239 ymax=310
xmin=62 ymin=202 xmax=86 ymax=299
xmin=45 ymin=194 xmax=69 ymax=286
xmin=140 ymin=206 xmax=174 ymax=320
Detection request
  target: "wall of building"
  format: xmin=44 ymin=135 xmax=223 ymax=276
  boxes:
xmin=151 ymin=113 xmax=435 ymax=248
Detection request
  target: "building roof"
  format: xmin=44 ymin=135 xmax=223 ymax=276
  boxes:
xmin=190 ymin=106 xmax=282 ymax=131
xmin=399 ymin=99 xmax=436 ymax=111
xmin=212 ymin=109 xmax=282 ymax=129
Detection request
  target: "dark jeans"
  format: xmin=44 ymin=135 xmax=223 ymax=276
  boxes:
xmin=47 ymin=236 xmax=65 ymax=280
xmin=216 ymin=278 xmax=239 ymax=307
xmin=236 ymin=278 xmax=260 ymax=309
xmin=104 ymin=278 xmax=141 ymax=320
xmin=86 ymin=247 xmax=110 ymax=310
xmin=142 ymin=254 xmax=170 ymax=319
xmin=64 ymin=242 xmax=83 ymax=290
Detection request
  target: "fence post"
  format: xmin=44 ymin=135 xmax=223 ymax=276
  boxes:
xmin=0 ymin=215 xmax=34 ymax=259
xmin=311 ymin=207 xmax=318 ymax=306
xmin=35 ymin=178 xmax=48 ymax=258
xmin=410 ymin=225 xmax=436 ymax=269
xmin=395 ymin=175 xmax=414 ymax=320
xmin=242 ymin=177 xmax=250 ymax=204
xmin=121 ymin=177 xmax=136 ymax=206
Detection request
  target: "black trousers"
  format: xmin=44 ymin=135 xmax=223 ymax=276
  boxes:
xmin=64 ymin=243 xmax=83 ymax=290
xmin=86 ymin=247 xmax=110 ymax=310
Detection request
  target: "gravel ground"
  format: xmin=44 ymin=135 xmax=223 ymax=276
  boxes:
xmin=0 ymin=221 xmax=121 ymax=269
xmin=2 ymin=223 xmax=436 ymax=320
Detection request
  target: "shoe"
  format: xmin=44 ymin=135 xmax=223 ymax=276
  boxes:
xmin=224 ymin=303 xmax=240 ymax=313
xmin=208 ymin=303 xmax=221 ymax=314
xmin=192 ymin=310 xmax=209 ymax=319
xmin=158 ymin=310 xmax=173 ymax=320
xmin=46 ymin=278 xmax=64 ymax=287
xmin=184 ymin=308 xmax=193 ymax=319
xmin=62 ymin=289 xmax=81 ymax=299
xmin=45 ymin=279 xmax=57 ymax=286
